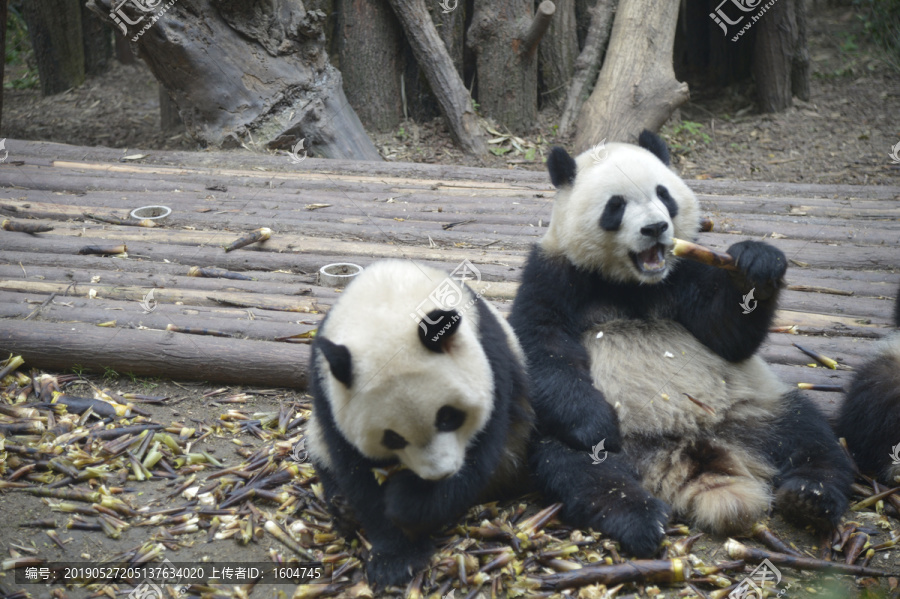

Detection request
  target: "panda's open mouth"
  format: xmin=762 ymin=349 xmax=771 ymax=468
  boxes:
xmin=630 ymin=244 xmax=668 ymax=274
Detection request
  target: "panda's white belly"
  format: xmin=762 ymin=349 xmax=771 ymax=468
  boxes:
xmin=583 ymin=319 xmax=787 ymax=438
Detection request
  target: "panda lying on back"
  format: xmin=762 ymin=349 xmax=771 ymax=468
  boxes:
xmin=837 ymin=281 xmax=900 ymax=485
xmin=510 ymin=131 xmax=853 ymax=556
xmin=307 ymin=260 xmax=533 ymax=588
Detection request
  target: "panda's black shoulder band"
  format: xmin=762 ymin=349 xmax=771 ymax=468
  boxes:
xmin=547 ymin=147 xmax=577 ymax=188
xmin=638 ymin=130 xmax=671 ymax=166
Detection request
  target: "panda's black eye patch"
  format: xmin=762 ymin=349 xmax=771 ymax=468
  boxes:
xmin=435 ymin=405 xmax=466 ymax=432
xmin=599 ymin=195 xmax=626 ymax=231
xmin=382 ymin=429 xmax=408 ymax=450
xmin=656 ymin=185 xmax=678 ymax=218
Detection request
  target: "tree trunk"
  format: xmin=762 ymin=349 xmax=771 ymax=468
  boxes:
xmin=558 ymin=0 xmax=615 ymax=137
xmin=20 ymin=0 xmax=85 ymax=96
xmin=427 ymin=0 xmax=465 ymax=77
xmin=80 ymin=2 xmax=112 ymax=77
xmin=468 ymin=0 xmax=555 ymax=133
xmin=159 ymin=84 xmax=183 ymax=132
xmin=337 ymin=0 xmax=404 ymax=132
xmin=0 ymin=0 xmax=6 ymax=131
xmin=791 ymin=0 xmax=810 ymax=102
xmin=573 ymin=0 xmax=688 ymax=150
xmin=574 ymin=0 xmax=596 ymax=49
xmin=114 ymin=32 xmax=136 ymax=64
xmin=86 ymin=0 xmax=381 ymax=160
xmin=753 ymin=0 xmax=797 ymax=112
xmin=538 ymin=0 xmax=577 ymax=107
xmin=387 ymin=0 xmax=487 ymax=154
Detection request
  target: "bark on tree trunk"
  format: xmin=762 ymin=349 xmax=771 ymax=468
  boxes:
xmin=114 ymin=33 xmax=136 ymax=64
xmin=20 ymin=0 xmax=86 ymax=96
xmin=159 ymin=84 xmax=183 ymax=132
xmin=337 ymin=0 xmax=404 ymax=132
xmin=387 ymin=0 xmax=487 ymax=154
xmin=791 ymin=0 xmax=810 ymax=102
xmin=80 ymin=2 xmax=112 ymax=77
xmin=86 ymin=0 xmax=381 ymax=160
xmin=558 ymin=0 xmax=615 ymax=137
xmin=0 ymin=0 xmax=6 ymax=131
xmin=753 ymin=0 xmax=797 ymax=112
xmin=574 ymin=0 xmax=688 ymax=150
xmin=538 ymin=0 xmax=578 ymax=107
xmin=468 ymin=0 xmax=555 ymax=133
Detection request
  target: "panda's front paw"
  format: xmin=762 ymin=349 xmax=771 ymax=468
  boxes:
xmin=776 ymin=476 xmax=848 ymax=529
xmin=590 ymin=493 xmax=671 ymax=558
xmin=366 ymin=538 xmax=432 ymax=589
xmin=559 ymin=406 xmax=622 ymax=453
xmin=727 ymin=241 xmax=786 ymax=301
xmin=384 ymin=471 xmax=433 ymax=531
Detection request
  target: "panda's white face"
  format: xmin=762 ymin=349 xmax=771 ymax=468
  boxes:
xmin=542 ymin=140 xmax=700 ymax=284
xmin=310 ymin=260 xmax=496 ymax=481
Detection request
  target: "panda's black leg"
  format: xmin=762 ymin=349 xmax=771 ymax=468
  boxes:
xmin=363 ymin=521 xmax=434 ymax=590
xmin=765 ymin=391 xmax=853 ymax=528
xmin=530 ymin=435 xmax=670 ymax=558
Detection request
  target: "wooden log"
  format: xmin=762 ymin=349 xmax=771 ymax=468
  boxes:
xmin=0 ymin=320 xmax=310 ymax=388
xmin=522 ymin=1 xmax=556 ymax=57
xmin=7 ymin=139 xmax=900 ymax=199
xmin=0 ymin=296 xmax=321 ymax=342
xmin=385 ymin=0 xmax=487 ymax=155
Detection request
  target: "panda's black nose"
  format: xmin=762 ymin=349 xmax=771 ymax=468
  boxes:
xmin=640 ymin=222 xmax=669 ymax=238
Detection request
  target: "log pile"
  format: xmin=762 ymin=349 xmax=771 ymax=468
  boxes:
xmin=1 ymin=139 xmax=899 ymax=415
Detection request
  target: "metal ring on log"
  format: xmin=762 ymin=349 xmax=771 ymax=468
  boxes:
xmin=318 ymin=263 xmax=363 ymax=288
xmin=130 ymin=205 xmax=172 ymax=220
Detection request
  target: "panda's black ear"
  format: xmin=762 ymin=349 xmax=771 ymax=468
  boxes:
xmin=638 ymin=130 xmax=671 ymax=166
xmin=418 ymin=309 xmax=462 ymax=353
xmin=317 ymin=337 xmax=353 ymax=387
xmin=547 ymin=147 xmax=577 ymax=188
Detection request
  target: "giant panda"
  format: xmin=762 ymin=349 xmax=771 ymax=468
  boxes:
xmin=836 ymin=281 xmax=900 ymax=485
xmin=509 ymin=131 xmax=854 ymax=557
xmin=306 ymin=259 xmax=533 ymax=588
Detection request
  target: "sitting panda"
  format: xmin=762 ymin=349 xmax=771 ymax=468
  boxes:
xmin=836 ymin=281 xmax=900 ymax=485
xmin=306 ymin=260 xmax=533 ymax=588
xmin=509 ymin=131 xmax=853 ymax=557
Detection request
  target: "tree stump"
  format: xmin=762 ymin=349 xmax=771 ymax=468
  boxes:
xmin=467 ymin=0 xmax=555 ymax=133
xmin=753 ymin=0 xmax=798 ymax=112
xmin=574 ymin=0 xmax=688 ymax=150
xmin=80 ymin=3 xmax=112 ymax=77
xmin=86 ymin=0 xmax=381 ymax=160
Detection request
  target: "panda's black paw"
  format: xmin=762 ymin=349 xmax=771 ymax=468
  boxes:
xmin=776 ymin=476 xmax=848 ymax=529
xmin=726 ymin=241 xmax=787 ymax=300
xmin=590 ymin=493 xmax=671 ymax=558
xmin=366 ymin=538 xmax=432 ymax=589
xmin=384 ymin=471 xmax=442 ymax=533
xmin=558 ymin=403 xmax=622 ymax=453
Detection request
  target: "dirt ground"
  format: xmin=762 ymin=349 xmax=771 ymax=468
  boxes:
xmin=2 ymin=6 xmax=899 ymax=186
xmin=2 ymin=4 xmax=900 ymax=599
